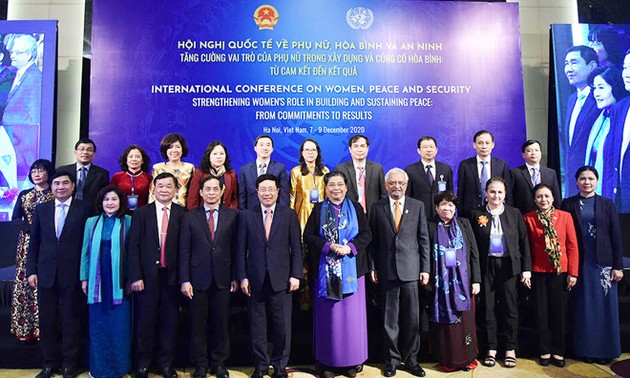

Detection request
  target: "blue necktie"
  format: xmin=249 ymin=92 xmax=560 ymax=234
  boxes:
xmin=480 ymin=161 xmax=489 ymax=205
xmin=57 ymin=203 xmax=67 ymax=239
xmin=531 ymin=168 xmax=540 ymax=186
xmin=76 ymin=167 xmax=87 ymax=200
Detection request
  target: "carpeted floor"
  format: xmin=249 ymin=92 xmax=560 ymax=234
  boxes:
xmin=0 ymin=357 xmax=628 ymax=378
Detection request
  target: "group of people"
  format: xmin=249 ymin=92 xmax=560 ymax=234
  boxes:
xmin=10 ymin=130 xmax=625 ymax=378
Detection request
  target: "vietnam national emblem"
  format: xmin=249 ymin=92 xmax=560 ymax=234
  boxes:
xmin=254 ymin=5 xmax=279 ymax=30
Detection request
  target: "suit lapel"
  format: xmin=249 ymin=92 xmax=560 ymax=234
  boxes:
xmin=469 ymin=159 xmax=481 ymax=188
xmin=253 ymin=206 xmax=267 ymax=241
xmin=195 ymin=206 xmax=213 ymax=243
xmin=383 ymin=200 xmax=397 ymax=233
xmin=520 ymin=166 xmax=534 ymax=189
xmin=59 ymin=201 xmax=80 ymax=240
xmin=148 ymin=203 xmax=160 ymax=246
xmin=346 ymin=162 xmax=358 ymax=196
xmin=267 ymin=205 xmax=282 ymax=241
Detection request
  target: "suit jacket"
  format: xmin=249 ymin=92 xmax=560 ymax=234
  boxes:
xmin=334 ymin=160 xmax=386 ymax=216
xmin=303 ymin=199 xmax=372 ymax=279
xmin=179 ymin=205 xmax=238 ymax=290
xmin=469 ymin=206 xmax=531 ymax=277
xmin=238 ymin=160 xmax=289 ymax=209
xmin=236 ymin=204 xmax=303 ymax=293
xmin=26 ymin=199 xmax=92 ymax=288
xmin=561 ymin=195 xmax=623 ymax=270
xmin=369 ymin=196 xmax=430 ymax=282
xmin=405 ymin=160 xmax=454 ymax=218
xmin=128 ymin=202 xmax=186 ymax=288
xmin=606 ymin=97 xmax=630 ymax=207
xmin=510 ymin=165 xmax=561 ymax=214
xmin=2 ymin=63 xmax=41 ymax=126
xmin=457 ymin=156 xmax=511 ymax=218
xmin=564 ymin=92 xmax=601 ymax=197
xmin=57 ymin=163 xmax=110 ymax=206
xmin=427 ymin=217 xmax=481 ymax=285
xmin=188 ymin=169 xmax=238 ymax=210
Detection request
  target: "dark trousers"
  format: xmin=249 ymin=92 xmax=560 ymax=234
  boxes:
xmin=381 ymin=279 xmax=420 ymax=367
xmin=248 ymin=275 xmax=292 ymax=371
xmin=38 ymin=284 xmax=85 ymax=369
xmin=480 ymin=257 xmax=519 ymax=350
xmin=190 ymin=283 xmax=231 ymax=369
xmin=134 ymin=269 xmax=180 ymax=369
xmin=532 ymin=272 xmax=568 ymax=356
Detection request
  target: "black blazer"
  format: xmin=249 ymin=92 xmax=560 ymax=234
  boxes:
xmin=606 ymin=97 xmax=630 ymax=207
xmin=510 ymin=165 xmax=561 ymax=214
xmin=57 ymin=163 xmax=110 ymax=206
xmin=427 ymin=217 xmax=481 ymax=285
xmin=179 ymin=205 xmax=238 ymax=290
xmin=457 ymin=156 xmax=511 ymax=218
xmin=469 ymin=206 xmax=531 ymax=277
xmin=236 ymin=204 xmax=303 ymax=293
xmin=303 ymin=199 xmax=372 ymax=280
xmin=369 ymin=196 xmax=430 ymax=282
xmin=405 ymin=160 xmax=454 ymax=218
xmin=335 ymin=160 xmax=386 ymax=216
xmin=238 ymin=159 xmax=289 ymax=209
xmin=26 ymin=199 xmax=92 ymax=288
xmin=128 ymin=202 xmax=186 ymax=287
xmin=561 ymin=195 xmax=623 ymax=270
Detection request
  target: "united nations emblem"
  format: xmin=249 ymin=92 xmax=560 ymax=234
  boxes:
xmin=346 ymin=7 xmax=374 ymax=30
xmin=254 ymin=5 xmax=279 ymax=30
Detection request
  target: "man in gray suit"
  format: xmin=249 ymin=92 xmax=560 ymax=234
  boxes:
xmin=335 ymin=134 xmax=386 ymax=217
xmin=369 ymin=168 xmax=430 ymax=378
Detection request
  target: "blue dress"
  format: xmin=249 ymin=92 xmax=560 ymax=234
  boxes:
xmin=89 ymin=215 xmax=131 ymax=377
xmin=570 ymin=196 xmax=621 ymax=359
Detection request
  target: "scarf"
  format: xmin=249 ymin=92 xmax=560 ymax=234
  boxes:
xmin=209 ymin=165 xmax=226 ymax=178
xmin=317 ymin=198 xmax=359 ymax=300
xmin=431 ymin=218 xmax=471 ymax=324
xmin=536 ymin=207 xmax=562 ymax=274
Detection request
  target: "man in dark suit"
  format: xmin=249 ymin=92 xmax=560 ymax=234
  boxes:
xmin=26 ymin=172 xmax=92 ymax=378
xmin=236 ymin=174 xmax=302 ymax=378
xmin=129 ymin=172 xmax=186 ymax=378
xmin=510 ymin=139 xmax=561 ymax=214
xmin=457 ymin=130 xmax=511 ymax=218
xmin=369 ymin=168 xmax=430 ymax=378
xmin=562 ymin=45 xmax=600 ymax=197
xmin=56 ymin=138 xmax=110 ymax=206
xmin=180 ymin=176 xmax=239 ymax=378
xmin=405 ymin=136 xmax=454 ymax=219
xmin=335 ymin=134 xmax=386 ymax=217
xmin=239 ymin=135 xmax=289 ymax=209
xmin=3 ymin=34 xmax=41 ymax=126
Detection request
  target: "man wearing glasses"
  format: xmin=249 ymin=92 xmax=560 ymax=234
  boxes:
xmin=57 ymin=138 xmax=110 ymax=206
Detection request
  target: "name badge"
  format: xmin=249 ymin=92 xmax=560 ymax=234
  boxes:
xmin=127 ymin=194 xmax=139 ymax=210
xmin=489 ymin=234 xmax=504 ymax=257
xmin=309 ymin=188 xmax=320 ymax=203
xmin=444 ymin=248 xmax=457 ymax=267
xmin=437 ymin=180 xmax=447 ymax=193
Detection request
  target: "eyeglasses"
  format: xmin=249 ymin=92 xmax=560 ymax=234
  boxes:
xmin=303 ymin=148 xmax=317 ymax=153
xmin=30 ymin=168 xmax=46 ymax=174
xmin=76 ymin=148 xmax=95 ymax=153
xmin=326 ymin=183 xmax=346 ymax=188
xmin=387 ymin=181 xmax=407 ymax=187
xmin=258 ymin=187 xmax=278 ymax=194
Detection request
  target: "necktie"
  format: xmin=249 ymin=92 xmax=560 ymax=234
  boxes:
xmin=426 ymin=165 xmax=434 ymax=186
xmin=56 ymin=203 xmax=67 ymax=239
xmin=264 ymin=208 xmax=273 ymax=240
xmin=76 ymin=166 xmax=87 ymax=200
xmin=258 ymin=163 xmax=267 ymax=176
xmin=208 ymin=209 xmax=215 ymax=241
xmin=160 ymin=206 xmax=169 ymax=267
xmin=394 ymin=201 xmax=402 ymax=231
xmin=531 ymin=168 xmax=540 ymax=186
xmin=480 ymin=161 xmax=489 ymax=205
xmin=357 ymin=166 xmax=367 ymax=213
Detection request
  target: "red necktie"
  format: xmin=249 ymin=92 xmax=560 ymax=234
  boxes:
xmin=358 ymin=166 xmax=367 ymax=213
xmin=208 ymin=209 xmax=215 ymax=241
xmin=160 ymin=206 xmax=169 ymax=267
xmin=264 ymin=208 xmax=272 ymax=240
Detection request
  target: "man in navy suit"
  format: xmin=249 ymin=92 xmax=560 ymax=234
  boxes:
xmin=129 ymin=172 xmax=186 ymax=378
xmin=236 ymin=174 xmax=302 ymax=378
xmin=3 ymin=34 xmax=41 ymax=126
xmin=335 ymin=134 xmax=386 ymax=217
xmin=180 ymin=176 xmax=239 ymax=378
xmin=510 ymin=140 xmax=561 ymax=214
xmin=26 ymin=172 xmax=92 ymax=378
xmin=238 ymin=135 xmax=289 ymax=209
xmin=457 ymin=130 xmax=511 ymax=218
xmin=370 ymin=168 xmax=430 ymax=377
xmin=56 ymin=138 xmax=110 ymax=206
xmin=562 ymin=45 xmax=600 ymax=197
xmin=405 ymin=136 xmax=454 ymax=219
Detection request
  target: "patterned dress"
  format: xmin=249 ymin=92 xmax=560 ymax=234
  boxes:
xmin=149 ymin=161 xmax=195 ymax=207
xmin=10 ymin=187 xmax=53 ymax=341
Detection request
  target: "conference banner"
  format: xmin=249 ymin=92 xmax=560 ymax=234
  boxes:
xmin=90 ymin=0 xmax=526 ymax=181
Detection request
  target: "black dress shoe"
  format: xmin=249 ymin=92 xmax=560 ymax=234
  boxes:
xmin=383 ymin=364 xmax=396 ymax=377
xmin=62 ymin=367 xmax=78 ymax=378
xmin=213 ymin=365 xmax=229 ymax=378
xmin=346 ymin=367 xmax=357 ymax=377
xmin=355 ymin=365 xmax=363 ymax=373
xmin=35 ymin=368 xmax=54 ymax=378
xmin=194 ymin=366 xmax=208 ymax=378
xmin=251 ymin=369 xmax=269 ymax=378
xmin=538 ymin=356 xmax=551 ymax=366
xmin=134 ymin=367 xmax=149 ymax=378
xmin=596 ymin=359 xmax=612 ymax=365
xmin=405 ymin=365 xmax=426 ymax=377
xmin=160 ymin=366 xmax=179 ymax=378
xmin=550 ymin=358 xmax=565 ymax=368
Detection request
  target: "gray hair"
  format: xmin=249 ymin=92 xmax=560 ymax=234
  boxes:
xmin=385 ymin=167 xmax=408 ymax=182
